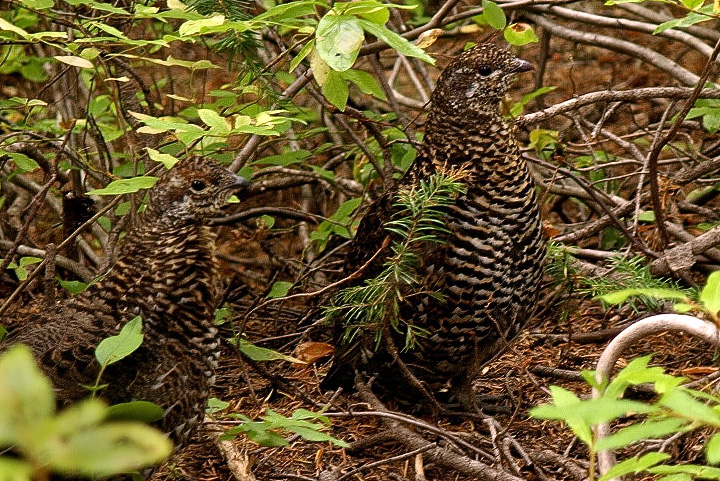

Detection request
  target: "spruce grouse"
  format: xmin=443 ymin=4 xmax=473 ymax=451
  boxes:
xmin=322 ymin=43 xmax=546 ymax=410
xmin=1 ymin=157 xmax=248 ymax=445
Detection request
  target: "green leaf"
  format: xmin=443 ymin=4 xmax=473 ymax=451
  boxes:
xmin=54 ymin=55 xmax=94 ymax=69
xmin=87 ymin=176 xmax=159 ymax=196
xmin=18 ymin=256 xmax=42 ymax=268
xmin=46 ymin=420 xmax=172 ymax=475
xmin=595 ymin=418 xmax=688 ymax=451
xmin=178 ymin=14 xmax=226 ymax=36
xmin=6 ymin=152 xmax=39 ymax=172
xmin=236 ymin=339 xmax=304 ymax=364
xmin=267 ymin=281 xmax=293 ymax=299
xmin=206 ymin=397 xmax=230 ymax=414
xmin=660 ymin=389 xmax=720 ymax=424
xmin=597 ymin=288 xmax=688 ymax=305
xmin=290 ymin=39 xmax=315 ymax=72
xmin=106 ymin=401 xmax=165 ymax=423
xmin=341 ymin=69 xmax=387 ymax=100
xmin=322 ymin=70 xmax=349 ymax=111
xmin=21 ymin=0 xmax=53 ymax=8
xmin=146 ymin=148 xmax=179 ymax=169
xmin=503 ymin=22 xmax=538 ymax=46
xmin=286 ymin=426 xmax=350 ymax=447
xmin=509 ymin=86 xmax=555 ymax=117
xmin=95 ymin=316 xmax=144 ymax=367
xmin=0 ymin=458 xmax=32 ymax=481
xmin=357 ymin=19 xmax=434 ymax=65
xmin=316 ymin=15 xmax=364 ymax=71
xmin=681 ymin=0 xmax=705 ymax=9
xmin=700 ymin=271 xmax=720 ymax=316
xmin=599 ymin=452 xmax=671 ymax=481
xmin=649 ymin=464 xmax=720 ymax=478
xmin=707 ymin=433 xmax=720 ymax=464
xmin=198 ymin=109 xmax=230 ymax=134
xmin=0 ymin=345 xmax=55 ymax=445
xmin=481 ymin=0 xmax=506 ymax=30
xmin=654 ymin=12 xmax=712 ymax=34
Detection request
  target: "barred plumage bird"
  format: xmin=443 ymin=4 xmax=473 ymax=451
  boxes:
xmin=322 ymin=43 xmax=546 ymax=410
xmin=1 ymin=157 xmax=248 ymax=445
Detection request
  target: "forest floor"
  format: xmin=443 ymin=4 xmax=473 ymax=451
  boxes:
xmin=150 ymin=286 xmax=718 ymax=481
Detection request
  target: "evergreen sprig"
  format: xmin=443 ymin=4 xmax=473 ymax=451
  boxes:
xmin=327 ymin=170 xmax=468 ymax=351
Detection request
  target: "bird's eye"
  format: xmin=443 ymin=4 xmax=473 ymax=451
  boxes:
xmin=190 ymin=179 xmax=207 ymax=192
xmin=478 ymin=65 xmax=492 ymax=76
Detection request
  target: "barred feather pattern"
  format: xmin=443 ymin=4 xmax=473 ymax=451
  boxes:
xmin=2 ymin=157 xmax=248 ymax=445
xmin=323 ymin=43 xmax=546 ymax=408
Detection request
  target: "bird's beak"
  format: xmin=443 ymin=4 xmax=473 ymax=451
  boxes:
xmin=513 ymin=59 xmax=534 ymax=73
xmin=224 ymin=175 xmax=250 ymax=206
xmin=230 ymin=175 xmax=250 ymax=193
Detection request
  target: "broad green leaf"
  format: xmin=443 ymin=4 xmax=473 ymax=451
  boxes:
xmin=322 ymin=70 xmax=349 ymax=111
xmin=145 ymin=148 xmax=179 ymax=169
xmin=7 ymin=152 xmax=39 ymax=172
xmin=87 ymin=176 xmax=158 ymax=196
xmin=46 ymin=421 xmax=172 ymax=475
xmin=342 ymin=69 xmax=387 ymax=100
xmin=708 ymin=432 xmax=720 ymax=464
xmin=230 ymin=423 xmax=289 ymax=447
xmin=198 ymin=109 xmax=230 ymax=134
xmin=54 ymin=55 xmax=94 ymax=69
xmin=18 ymin=256 xmax=42 ymax=268
xmin=106 ymin=401 xmax=164 ymax=423
xmin=178 ymin=14 xmax=225 ymax=36
xmin=504 ymin=22 xmax=539 ymax=46
xmin=357 ymin=19 xmax=434 ymax=65
xmin=0 ymin=458 xmax=32 ymax=481
xmin=481 ymin=0 xmax=506 ymax=30
xmin=660 ymin=389 xmax=720 ymax=424
xmin=597 ymin=288 xmax=688 ymax=305
xmin=21 ymin=0 xmax=53 ymax=8
xmin=599 ymin=452 xmax=671 ymax=481
xmin=287 ymin=426 xmax=350 ymax=447
xmin=654 ymin=12 xmax=711 ymax=34
xmin=0 ymin=345 xmax=55 ymax=444
xmin=236 ymin=339 xmax=304 ymax=363
xmin=681 ymin=0 xmax=705 ymax=8
xmin=259 ymin=215 xmax=275 ymax=229
xmin=700 ymin=271 xmax=720 ymax=316
xmin=595 ymin=418 xmax=687 ymax=451
xmin=649 ymin=464 xmax=720 ymax=478
xmin=310 ymin=47 xmax=331 ymax=86
xmin=657 ymin=475 xmax=693 ymax=481
xmin=267 ymin=281 xmax=293 ymax=298
xmin=95 ymin=316 xmax=144 ymax=367
xmin=0 ymin=18 xmax=30 ymax=38
xmin=316 ymin=15 xmax=364 ymax=71
xmin=206 ymin=397 xmax=230 ymax=414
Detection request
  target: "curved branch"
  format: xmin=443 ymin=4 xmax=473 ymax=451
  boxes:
xmin=593 ymin=314 xmax=720 ymax=480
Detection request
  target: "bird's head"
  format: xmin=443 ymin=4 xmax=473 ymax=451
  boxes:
xmin=431 ymin=43 xmax=533 ymax=117
xmin=148 ymin=157 xmax=249 ymax=224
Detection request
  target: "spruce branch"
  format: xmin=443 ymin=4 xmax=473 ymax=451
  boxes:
xmin=326 ymin=169 xmax=469 ymax=351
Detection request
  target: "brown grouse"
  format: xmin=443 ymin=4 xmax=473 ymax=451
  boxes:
xmin=322 ymin=43 xmax=545 ymax=410
xmin=1 ymin=157 xmax=248 ymax=445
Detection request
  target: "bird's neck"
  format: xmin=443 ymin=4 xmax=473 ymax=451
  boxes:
xmin=420 ymin=108 xmax=521 ymax=178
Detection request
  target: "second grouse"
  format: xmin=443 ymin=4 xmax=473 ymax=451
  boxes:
xmin=322 ymin=43 xmax=546 ymax=411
